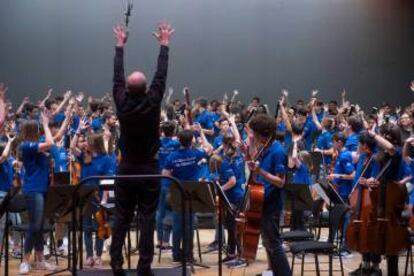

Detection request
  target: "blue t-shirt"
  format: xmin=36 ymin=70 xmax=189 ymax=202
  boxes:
xmin=164 ymin=148 xmax=208 ymax=181
xmin=303 ymin=119 xmax=313 ymax=151
xmin=292 ymin=163 xmax=311 ymax=185
xmin=21 ymin=141 xmax=50 ymax=194
xmin=353 ymin=154 xmax=380 ymax=187
xmin=219 ymin=154 xmax=245 ymax=203
xmin=345 ymin=133 xmax=359 ymax=152
xmin=159 ymin=137 xmax=180 ymax=188
xmin=194 ymin=110 xmax=214 ymax=130
xmin=53 ymin=112 xmax=66 ymax=124
xmin=316 ymin=130 xmax=333 ymax=165
xmin=50 ymin=145 xmax=68 ymax=172
xmin=80 ymin=153 xmax=113 ymax=187
xmin=213 ymin=134 xmax=224 ymax=150
xmin=256 ymin=140 xmax=287 ymax=213
xmin=91 ymin=116 xmax=103 ymax=132
xmin=0 ymin=157 xmax=15 ymax=192
xmin=333 ymin=150 xmax=355 ymax=199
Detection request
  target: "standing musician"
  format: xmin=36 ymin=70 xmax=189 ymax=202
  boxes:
xmin=246 ymin=114 xmax=291 ymax=276
xmin=109 ymin=23 xmax=174 ymax=276
xmin=350 ymin=124 xmax=410 ymax=275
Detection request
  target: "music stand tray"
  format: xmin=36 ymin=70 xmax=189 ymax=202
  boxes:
xmin=284 ymin=183 xmax=313 ymax=211
xmin=314 ymin=179 xmax=345 ymax=206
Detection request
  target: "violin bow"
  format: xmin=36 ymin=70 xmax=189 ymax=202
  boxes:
xmin=124 ymin=0 xmax=133 ymax=29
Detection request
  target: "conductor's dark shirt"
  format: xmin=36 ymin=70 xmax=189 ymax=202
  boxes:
xmin=112 ymin=46 xmax=169 ymax=163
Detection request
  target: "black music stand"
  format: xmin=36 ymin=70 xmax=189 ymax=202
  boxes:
xmin=0 ymin=186 xmax=21 ymax=276
xmin=315 ymin=179 xmax=345 ymax=206
xmin=53 ymin=172 xmax=70 ymax=186
xmin=170 ymin=180 xmax=215 ymax=272
xmin=310 ymin=152 xmax=323 ymax=178
xmin=208 ymin=181 xmax=236 ymax=276
xmin=285 ymin=183 xmax=314 ymax=211
xmin=44 ymin=185 xmax=96 ymax=276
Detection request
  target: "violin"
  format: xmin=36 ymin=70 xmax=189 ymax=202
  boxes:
xmin=95 ymin=205 xmax=111 ymax=240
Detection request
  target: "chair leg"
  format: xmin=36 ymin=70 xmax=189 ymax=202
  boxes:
xmin=127 ymin=229 xmax=131 ymax=269
xmin=411 ymin=246 xmax=413 ymax=274
xmin=50 ymin=230 xmax=58 ymax=266
xmin=301 ymin=252 xmax=305 ymax=276
xmin=291 ymin=254 xmax=295 ymax=273
xmin=314 ymin=254 xmax=320 ymax=276
xmin=158 ymin=242 xmax=162 ymax=263
xmin=339 ymin=252 xmax=344 ymax=276
xmin=20 ymin=233 xmax=24 ymax=263
xmin=196 ymin=228 xmax=202 ymax=262
xmin=328 ymin=253 xmax=333 ymax=276
xmin=406 ymin=248 xmax=410 ymax=276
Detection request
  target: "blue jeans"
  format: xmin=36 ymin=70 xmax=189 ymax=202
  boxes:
xmin=83 ymin=214 xmax=104 ymax=258
xmin=261 ymin=210 xmax=292 ymax=276
xmin=156 ymin=186 xmax=172 ymax=243
xmin=172 ymin=211 xmax=194 ymax=259
xmin=24 ymin=192 xmax=46 ymax=254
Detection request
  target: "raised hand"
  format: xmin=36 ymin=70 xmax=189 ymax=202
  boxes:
xmin=6 ymin=132 xmax=16 ymax=143
xmin=64 ymin=90 xmax=72 ymax=99
xmin=41 ymin=109 xmax=50 ymax=126
xmin=113 ymin=24 xmax=128 ymax=47
xmin=0 ymin=83 xmax=8 ymax=100
xmin=76 ymin=92 xmax=85 ymax=103
xmin=47 ymin=88 xmax=53 ymax=98
xmin=152 ymin=22 xmax=175 ymax=46
xmin=410 ymin=81 xmax=414 ymax=92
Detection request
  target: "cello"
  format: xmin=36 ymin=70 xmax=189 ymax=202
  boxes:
xmin=346 ymin=154 xmax=374 ymax=252
xmin=236 ymin=137 xmax=272 ymax=262
xmin=371 ymin=157 xmax=409 ymax=255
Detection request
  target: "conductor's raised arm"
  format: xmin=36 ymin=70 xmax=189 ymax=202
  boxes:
xmin=149 ymin=23 xmax=174 ymax=103
xmin=112 ymin=24 xmax=128 ymax=108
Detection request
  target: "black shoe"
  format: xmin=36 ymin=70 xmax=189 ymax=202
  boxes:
xmin=207 ymin=241 xmax=219 ymax=251
xmin=113 ymin=268 xmax=127 ymax=276
xmin=222 ymin=255 xmax=236 ymax=264
xmin=349 ymin=265 xmax=371 ymax=276
xmin=137 ymin=270 xmax=154 ymax=276
xmin=369 ymin=268 xmax=382 ymax=276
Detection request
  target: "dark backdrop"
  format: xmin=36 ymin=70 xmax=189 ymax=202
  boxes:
xmin=0 ymin=0 xmax=413 ymax=109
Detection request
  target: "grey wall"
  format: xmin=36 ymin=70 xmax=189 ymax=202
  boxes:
xmin=0 ymin=0 xmax=413 ymax=109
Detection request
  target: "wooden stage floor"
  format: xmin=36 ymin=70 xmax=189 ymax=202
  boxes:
xmin=4 ymin=229 xmax=411 ymax=275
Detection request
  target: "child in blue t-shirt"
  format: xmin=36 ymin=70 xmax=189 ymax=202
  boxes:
xmin=19 ymin=114 xmax=57 ymax=274
xmin=71 ymin=120 xmax=112 ymax=269
xmin=162 ymin=128 xmax=211 ymax=262
xmin=217 ymin=134 xmax=245 ymax=262
xmin=288 ymin=138 xmax=313 ymax=231
xmin=156 ymin=121 xmax=180 ymax=250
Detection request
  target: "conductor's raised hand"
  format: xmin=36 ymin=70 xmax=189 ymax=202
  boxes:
xmin=113 ymin=24 xmax=128 ymax=48
xmin=152 ymin=22 xmax=175 ymax=47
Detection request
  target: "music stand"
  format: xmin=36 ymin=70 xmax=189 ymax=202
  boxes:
xmin=315 ymin=179 xmax=345 ymax=206
xmin=44 ymin=185 xmax=96 ymax=276
xmin=310 ymin=152 xmax=323 ymax=178
xmin=170 ymin=180 xmax=215 ymax=272
xmin=284 ymin=183 xmax=314 ymax=211
xmin=53 ymin=172 xmax=70 ymax=186
xmin=208 ymin=181 xmax=236 ymax=276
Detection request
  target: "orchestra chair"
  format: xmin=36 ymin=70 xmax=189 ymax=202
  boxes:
xmin=404 ymin=230 xmax=414 ymax=276
xmin=289 ymin=204 xmax=348 ymax=276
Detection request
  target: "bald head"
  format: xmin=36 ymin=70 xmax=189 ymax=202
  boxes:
xmin=127 ymin=71 xmax=147 ymax=95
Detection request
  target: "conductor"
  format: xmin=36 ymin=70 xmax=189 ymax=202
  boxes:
xmin=110 ymin=23 xmax=174 ymax=276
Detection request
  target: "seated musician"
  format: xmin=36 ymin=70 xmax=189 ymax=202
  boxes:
xmin=162 ymin=127 xmax=212 ymax=262
xmin=246 ymin=114 xmax=291 ymax=275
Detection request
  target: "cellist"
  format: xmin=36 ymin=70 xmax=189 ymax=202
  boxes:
xmin=351 ymin=124 xmax=410 ymax=276
xmin=246 ymin=114 xmax=291 ymax=276
xmin=348 ymin=132 xmax=381 ymax=276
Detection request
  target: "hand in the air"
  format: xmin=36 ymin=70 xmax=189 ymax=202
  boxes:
xmin=0 ymin=83 xmax=8 ymax=100
xmin=152 ymin=22 xmax=175 ymax=46
xmin=410 ymin=81 xmax=414 ymax=92
xmin=113 ymin=24 xmax=128 ymax=47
